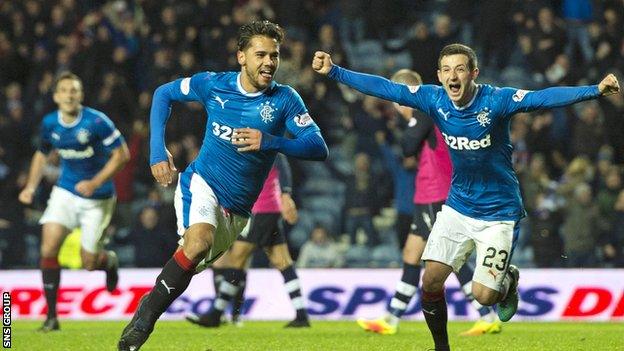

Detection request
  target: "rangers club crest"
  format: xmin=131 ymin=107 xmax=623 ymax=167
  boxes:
xmin=476 ymin=108 xmax=491 ymax=127
xmin=257 ymin=101 xmax=277 ymax=123
xmin=76 ymin=128 xmax=90 ymax=144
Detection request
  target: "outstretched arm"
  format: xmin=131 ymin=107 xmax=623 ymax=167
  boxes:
xmin=504 ymin=74 xmax=620 ymax=115
xmin=312 ymin=51 xmax=433 ymax=111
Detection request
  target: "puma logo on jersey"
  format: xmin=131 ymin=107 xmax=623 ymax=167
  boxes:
xmin=51 ymin=132 xmax=60 ymax=140
xmin=215 ymin=95 xmax=229 ymax=109
xmin=442 ymin=133 xmax=491 ymax=150
xmin=437 ymin=108 xmax=450 ymax=120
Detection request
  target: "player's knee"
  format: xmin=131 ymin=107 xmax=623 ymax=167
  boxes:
xmin=183 ymin=231 xmax=212 ymax=260
xmin=183 ymin=240 xmax=209 ymax=260
xmin=421 ymin=271 xmax=444 ymax=292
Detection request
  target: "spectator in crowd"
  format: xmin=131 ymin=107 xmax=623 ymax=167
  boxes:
xmin=529 ymin=190 xmax=564 ymax=268
xmin=571 ymin=102 xmax=605 ymax=160
xmin=561 ymin=0 xmax=594 ymax=65
xmin=560 ymin=182 xmax=600 ymax=267
xmin=530 ymin=7 xmax=567 ymax=74
xmin=343 ymin=153 xmax=381 ymax=247
xmin=130 ymin=206 xmax=177 ymax=267
xmin=297 ymin=225 xmax=343 ymax=268
xmin=596 ymin=166 xmax=622 ymax=261
xmin=609 ymin=190 xmax=624 ymax=267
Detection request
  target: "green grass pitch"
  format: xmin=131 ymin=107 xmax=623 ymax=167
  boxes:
xmin=11 ymin=320 xmax=624 ymax=350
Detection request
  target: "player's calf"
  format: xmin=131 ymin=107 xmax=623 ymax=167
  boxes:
xmin=81 ymin=254 xmax=99 ymax=271
xmin=471 ymin=285 xmax=500 ymax=306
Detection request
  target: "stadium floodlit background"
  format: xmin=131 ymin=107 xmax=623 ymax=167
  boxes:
xmin=0 ymin=0 xmax=623 ymax=350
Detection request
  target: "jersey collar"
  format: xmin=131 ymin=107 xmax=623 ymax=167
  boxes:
xmin=57 ymin=108 xmax=83 ymax=128
xmin=237 ymin=73 xmax=271 ymax=97
xmin=451 ymin=84 xmax=480 ymax=111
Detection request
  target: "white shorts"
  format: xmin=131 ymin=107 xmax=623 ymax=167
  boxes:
xmin=39 ymin=186 xmax=115 ymax=253
xmin=174 ymin=170 xmax=249 ymax=273
xmin=422 ymin=205 xmax=518 ymax=291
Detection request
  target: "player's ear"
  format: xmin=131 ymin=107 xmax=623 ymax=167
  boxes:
xmin=237 ymin=50 xmax=245 ymax=66
xmin=437 ymin=69 xmax=443 ymax=84
xmin=471 ymin=67 xmax=480 ymax=80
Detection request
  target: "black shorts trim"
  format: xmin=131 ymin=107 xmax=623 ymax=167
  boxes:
xmin=409 ymin=201 xmax=444 ymax=240
xmin=237 ymin=213 xmax=285 ymax=247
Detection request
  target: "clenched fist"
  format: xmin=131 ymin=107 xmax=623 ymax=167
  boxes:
xmin=312 ymin=51 xmax=334 ymax=75
xmin=598 ymin=73 xmax=620 ymax=96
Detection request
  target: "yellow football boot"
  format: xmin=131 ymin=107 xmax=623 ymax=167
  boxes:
xmin=459 ymin=319 xmax=502 ymax=336
xmin=356 ymin=317 xmax=398 ymax=335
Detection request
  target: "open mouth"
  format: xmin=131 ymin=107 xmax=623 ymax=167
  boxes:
xmin=259 ymin=69 xmax=273 ymax=80
xmin=449 ymin=83 xmax=461 ymax=94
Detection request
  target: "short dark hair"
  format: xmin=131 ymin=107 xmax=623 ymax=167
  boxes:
xmin=237 ymin=20 xmax=285 ymax=51
xmin=390 ymin=69 xmax=423 ymax=85
xmin=438 ymin=43 xmax=478 ymax=71
xmin=53 ymin=71 xmax=83 ymax=91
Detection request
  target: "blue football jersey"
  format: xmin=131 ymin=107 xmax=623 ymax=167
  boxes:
xmin=329 ymin=65 xmax=601 ymax=221
xmin=152 ymin=71 xmax=321 ymax=216
xmin=39 ymin=107 xmax=124 ymax=199
xmin=402 ymin=84 xmax=526 ymax=220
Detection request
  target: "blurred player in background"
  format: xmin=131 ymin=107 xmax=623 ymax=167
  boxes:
xmin=314 ymin=44 xmax=619 ymax=351
xmin=357 ymin=69 xmax=500 ymax=336
xmin=118 ymin=20 xmax=328 ymax=351
xmin=186 ymin=154 xmax=310 ymax=328
xmin=18 ymin=72 xmax=130 ymax=332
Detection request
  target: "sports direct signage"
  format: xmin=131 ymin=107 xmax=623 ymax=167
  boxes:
xmin=1 ymin=269 xmax=622 ymax=321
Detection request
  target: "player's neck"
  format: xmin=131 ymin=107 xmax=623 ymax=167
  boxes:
xmin=239 ymin=73 xmax=261 ymax=93
xmin=60 ymin=109 xmax=81 ymax=124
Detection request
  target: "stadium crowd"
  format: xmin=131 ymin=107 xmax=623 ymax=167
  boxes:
xmin=1 ymin=0 xmax=623 ymax=269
